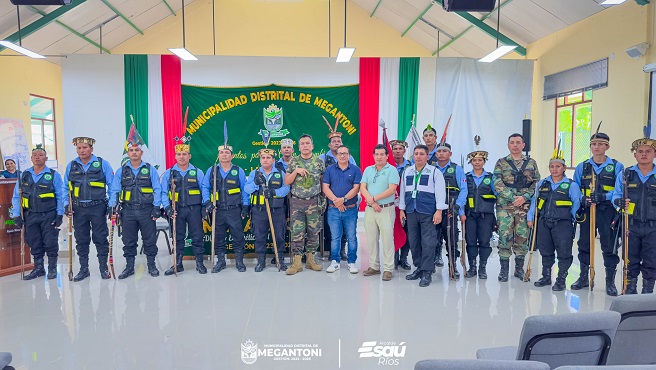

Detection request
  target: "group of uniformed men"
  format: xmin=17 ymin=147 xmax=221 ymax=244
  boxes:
xmin=9 ymin=123 xmax=656 ymax=295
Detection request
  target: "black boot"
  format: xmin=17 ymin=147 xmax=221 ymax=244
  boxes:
xmin=73 ymin=256 xmax=90 ymax=282
xmin=146 ymin=256 xmax=159 ymax=277
xmin=642 ymin=279 xmax=655 ymax=294
xmin=118 ymin=257 xmax=135 ymax=279
xmin=340 ymin=243 xmax=347 ymax=262
xmin=434 ymin=246 xmax=444 ymax=267
xmin=271 ymin=257 xmax=277 ymax=265
xmin=498 ymin=259 xmax=509 ymax=282
xmin=24 ymin=257 xmax=46 ymax=280
xmin=406 ymin=269 xmax=422 ymax=280
xmin=625 ymin=277 xmax=638 ymax=294
xmin=165 ymin=254 xmax=184 ymax=276
xmin=465 ymin=259 xmax=477 ymax=278
xmin=254 ymin=255 xmax=266 ymax=272
xmin=47 ymin=257 xmax=57 ymax=279
xmin=534 ymin=267 xmax=552 ymax=287
xmin=235 ymin=252 xmax=246 ymax=272
xmin=195 ymin=255 xmax=207 ymax=274
xmin=605 ymin=267 xmax=618 ymax=296
xmin=98 ymin=256 xmax=110 ymax=280
xmin=394 ymin=250 xmax=400 ymax=270
xmin=419 ymin=271 xmax=432 ymax=287
xmin=514 ymin=257 xmax=526 ymax=281
xmin=278 ymin=253 xmax=287 ymax=271
xmin=478 ymin=260 xmax=488 ymax=279
xmin=552 ymin=271 xmax=568 ymax=291
xmin=212 ymin=252 xmax=226 ymax=273
xmin=571 ymin=265 xmax=589 ymax=290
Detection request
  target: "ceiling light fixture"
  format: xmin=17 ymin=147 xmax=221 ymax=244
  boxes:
xmin=600 ymin=0 xmax=626 ymax=5
xmin=336 ymin=0 xmax=355 ymax=63
xmin=478 ymin=0 xmax=516 ymax=63
xmin=168 ymin=0 xmax=197 ymax=61
xmin=1 ymin=6 xmax=45 ymax=59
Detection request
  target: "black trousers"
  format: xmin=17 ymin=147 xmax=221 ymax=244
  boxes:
xmin=537 ymin=218 xmax=574 ymax=272
xmin=576 ymin=204 xmax=620 ymax=267
xmin=121 ymin=206 xmax=158 ymax=258
xmin=213 ymin=206 xmax=245 ymax=255
xmin=439 ymin=210 xmax=460 ymax=261
xmin=252 ymin=205 xmax=286 ymax=255
xmin=25 ymin=210 xmax=59 ymax=259
xmin=465 ymin=212 xmax=494 ymax=261
xmin=171 ymin=204 xmax=204 ymax=257
xmin=627 ymin=220 xmax=656 ymax=280
xmin=407 ymin=212 xmax=437 ymax=273
xmin=72 ymin=202 xmax=109 ymax=258
xmin=396 ymin=222 xmax=410 ymax=262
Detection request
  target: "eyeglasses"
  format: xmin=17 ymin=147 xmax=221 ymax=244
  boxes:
xmin=373 ymin=171 xmax=381 ymax=183
xmin=336 ymin=152 xmax=349 ymax=156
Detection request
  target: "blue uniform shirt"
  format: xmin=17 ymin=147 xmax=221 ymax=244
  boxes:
xmin=201 ymin=164 xmax=249 ymax=206
xmin=573 ymin=156 xmax=624 ymax=201
xmin=63 ymin=154 xmax=115 ymax=206
xmin=276 ymin=157 xmax=290 ymax=172
xmin=12 ymin=166 xmax=65 ymax=217
xmin=436 ymin=161 xmax=468 ymax=216
xmin=395 ymin=159 xmax=411 ymax=175
xmin=160 ymin=164 xmax=205 ymax=209
xmin=528 ymin=176 xmax=581 ymax=221
xmin=611 ymin=164 xmax=656 ymax=204
xmin=322 ymin=163 xmax=362 ymax=206
xmin=108 ymin=161 xmax=161 ymax=207
xmin=244 ymin=167 xmax=290 ymax=197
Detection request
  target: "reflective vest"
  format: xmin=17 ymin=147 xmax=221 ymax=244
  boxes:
xmin=626 ymin=168 xmax=656 ymax=221
xmin=465 ymin=173 xmax=496 ymax=214
xmin=208 ymin=165 xmax=243 ymax=207
xmin=120 ymin=163 xmax=155 ymax=205
xmin=442 ymin=162 xmax=461 ymax=199
xmin=536 ymin=178 xmax=574 ymax=220
xmin=20 ymin=169 xmax=57 ymax=212
xmin=580 ymin=160 xmax=617 ymax=200
xmin=168 ymin=168 xmax=202 ymax=207
xmin=68 ymin=158 xmax=107 ymax=204
xmin=403 ymin=165 xmax=440 ymax=215
xmin=250 ymin=169 xmax=285 ymax=208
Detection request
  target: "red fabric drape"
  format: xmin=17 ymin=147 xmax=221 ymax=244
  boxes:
xmin=161 ymin=55 xmax=182 ymax=169
xmin=359 ymin=58 xmax=380 ymax=211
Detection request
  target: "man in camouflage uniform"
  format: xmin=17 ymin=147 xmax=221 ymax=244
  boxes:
xmin=493 ymin=133 xmax=540 ymax=282
xmin=284 ymin=134 xmax=325 ymax=275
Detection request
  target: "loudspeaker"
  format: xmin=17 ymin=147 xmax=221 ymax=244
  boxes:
xmin=522 ymin=119 xmax=532 ymax=153
xmin=443 ymin=0 xmax=496 ymax=12
xmin=10 ymin=0 xmax=72 ymax=5
xmin=626 ymin=42 xmax=649 ymax=60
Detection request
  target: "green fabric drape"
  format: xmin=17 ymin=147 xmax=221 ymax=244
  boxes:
xmin=124 ymin=54 xmax=149 ymax=144
xmin=397 ymin=57 xmax=420 ymax=137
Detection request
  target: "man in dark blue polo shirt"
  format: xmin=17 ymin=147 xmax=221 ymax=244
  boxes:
xmin=322 ymin=145 xmax=362 ymax=274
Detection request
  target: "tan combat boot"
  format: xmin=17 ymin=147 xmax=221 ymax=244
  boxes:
xmin=305 ymin=252 xmax=323 ymax=271
xmin=286 ymin=255 xmax=304 ymax=275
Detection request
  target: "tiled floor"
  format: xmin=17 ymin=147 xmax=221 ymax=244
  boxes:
xmin=0 ymin=218 xmax=625 ymax=370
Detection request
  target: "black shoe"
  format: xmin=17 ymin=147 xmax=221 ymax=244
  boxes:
xmin=434 ymin=254 xmax=444 ymax=267
xmin=552 ymin=272 xmax=567 ymax=291
xmin=235 ymin=255 xmax=246 ymax=272
xmin=278 ymin=254 xmax=287 ymax=271
xmin=465 ymin=259 xmax=477 ymax=278
xmin=571 ymin=265 xmax=589 ymax=290
xmin=271 ymin=257 xmax=277 ymax=265
xmin=406 ymin=269 xmax=422 ymax=280
xmin=514 ymin=257 xmax=526 ymax=281
xmin=255 ymin=256 xmax=266 ymax=272
xmin=164 ymin=264 xmax=184 ymax=276
xmin=419 ymin=271 xmax=432 ymax=287
xmin=99 ymin=257 xmax=110 ymax=279
xmin=534 ymin=270 xmax=552 ymax=287
xmin=118 ymin=265 xmax=135 ymax=280
xmin=625 ymin=277 xmax=638 ymax=294
xmin=498 ymin=259 xmax=509 ymax=282
xmin=147 ymin=262 xmax=160 ymax=277
xmin=605 ymin=268 xmax=617 ymax=296
xmin=642 ymin=279 xmax=655 ymax=294
xmin=46 ymin=257 xmax=58 ymax=280
xmin=399 ymin=260 xmax=411 ymax=270
xmin=73 ymin=267 xmax=90 ymax=282
xmin=212 ymin=257 xmax=226 ymax=273
xmin=478 ymin=260 xmax=488 ymax=279
xmin=23 ymin=258 xmax=46 ymax=281
xmin=195 ymin=256 xmax=207 ymax=274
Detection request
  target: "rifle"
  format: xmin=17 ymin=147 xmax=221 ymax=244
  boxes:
xmin=17 ymin=161 xmax=25 ymax=280
xmin=589 ymin=172 xmax=596 ymax=291
xmin=108 ymin=194 xmax=119 ymax=279
xmin=459 ymin=155 xmax=466 ymax=272
xmin=68 ymin=191 xmax=74 ymax=281
xmin=210 ymin=159 xmax=218 ymax=267
xmin=171 ymin=176 xmax=178 ymax=276
xmin=447 ymin=196 xmax=455 ymax=280
xmin=524 ymin=212 xmax=538 ymax=282
xmin=621 ymin=169 xmax=630 ymax=294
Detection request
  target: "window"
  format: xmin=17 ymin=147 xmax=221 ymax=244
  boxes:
xmin=30 ymin=95 xmax=57 ymax=160
xmin=555 ymin=91 xmax=592 ymax=168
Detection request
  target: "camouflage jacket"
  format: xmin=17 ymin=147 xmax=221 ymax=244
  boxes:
xmin=287 ymin=154 xmax=325 ymax=198
xmin=493 ymin=154 xmax=540 ymax=208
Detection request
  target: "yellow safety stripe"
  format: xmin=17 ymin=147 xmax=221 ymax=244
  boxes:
xmin=537 ymin=199 xmax=545 ymax=210
xmin=628 ymin=202 xmax=635 ymax=215
xmin=168 ymin=191 xmax=179 ymax=201
xmin=468 ymin=198 xmax=474 ymax=208
xmin=188 ymin=189 xmax=201 ymax=195
xmin=122 ymin=190 xmax=131 ymax=201
xmin=21 ymin=198 xmax=29 ymax=208
xmin=250 ymin=195 xmax=264 ymax=205
xmin=446 ymin=186 xmax=460 ymax=190
xmin=140 ymin=188 xmax=153 ymax=193
xmin=555 ymin=200 xmax=573 ymax=207
xmin=583 ymin=189 xmax=591 ymax=196
xmin=89 ymin=181 xmax=105 ymax=188
xmin=39 ymin=193 xmax=55 ymax=198
xmin=68 ymin=182 xmax=73 ymax=191
xmin=211 ymin=193 xmax=219 ymax=202
xmin=227 ymin=188 xmax=241 ymax=194
xmin=481 ymin=194 xmax=497 ymax=199
xmin=74 ymin=187 xmax=80 ymax=197
xmin=602 ymin=185 xmax=614 ymax=192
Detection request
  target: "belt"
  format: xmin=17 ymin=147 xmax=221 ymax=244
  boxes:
xmin=73 ymin=199 xmax=107 ymax=208
xmin=368 ymin=202 xmax=394 ymax=208
xmin=291 ymin=194 xmax=319 ymax=200
xmin=122 ymin=203 xmax=152 ymax=210
xmin=329 ymin=204 xmax=357 ymax=209
xmin=217 ymin=204 xmax=240 ymax=210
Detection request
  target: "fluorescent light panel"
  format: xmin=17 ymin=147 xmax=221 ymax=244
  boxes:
xmin=168 ymin=47 xmax=197 ymax=61
xmin=0 ymin=41 xmax=45 ymax=59
xmin=336 ymin=47 xmax=355 ymax=63
xmin=600 ymin=0 xmax=626 ymax=5
xmin=478 ymin=45 xmax=517 ymax=63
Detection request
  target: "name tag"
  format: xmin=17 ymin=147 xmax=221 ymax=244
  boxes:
xmin=227 ymin=180 xmax=236 ymax=184
xmin=412 ymin=190 xmax=417 ymax=199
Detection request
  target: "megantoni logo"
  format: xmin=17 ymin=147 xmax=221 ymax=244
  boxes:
xmin=260 ymin=104 xmax=290 ymax=138
xmin=241 ymin=340 xmax=258 ymax=364
xmin=358 ymin=341 xmax=407 ymax=366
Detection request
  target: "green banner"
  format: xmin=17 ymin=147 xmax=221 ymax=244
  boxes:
xmin=180 ymin=84 xmax=360 ymax=255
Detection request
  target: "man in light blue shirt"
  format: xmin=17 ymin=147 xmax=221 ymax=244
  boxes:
xmin=11 ymin=145 xmax=65 ymax=280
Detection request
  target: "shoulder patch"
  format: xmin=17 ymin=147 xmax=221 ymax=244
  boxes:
xmin=560 ymin=182 xmax=570 ymax=189
xmin=605 ymin=164 xmax=614 ymax=172
xmin=141 ymin=168 xmax=149 ymax=175
xmin=447 ymin=167 xmax=455 ymax=174
xmin=274 ymin=173 xmax=281 ymax=178
xmin=92 ymin=161 xmax=100 ymax=168
xmin=43 ymin=173 xmax=53 ymax=181
xmin=230 ymin=169 xmax=238 ymax=176
xmin=483 ymin=178 xmax=491 ymax=185
xmin=189 ymin=170 xmax=197 ymax=176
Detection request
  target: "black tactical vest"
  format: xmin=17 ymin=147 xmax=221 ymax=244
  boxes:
xmin=169 ymin=168 xmax=202 ymax=207
xmin=120 ymin=163 xmax=155 ymax=205
xmin=324 ymin=154 xmax=337 ymax=167
xmin=580 ymin=160 xmax=617 ymax=200
xmin=20 ymin=169 xmax=57 ymax=212
xmin=626 ymin=168 xmax=656 ymax=221
xmin=465 ymin=173 xmax=496 ymax=214
xmin=442 ymin=162 xmax=461 ymax=198
xmin=537 ymin=178 xmax=574 ymax=220
xmin=68 ymin=158 xmax=107 ymax=204
xmin=250 ymin=169 xmax=285 ymax=208
xmin=208 ymin=165 xmax=242 ymax=207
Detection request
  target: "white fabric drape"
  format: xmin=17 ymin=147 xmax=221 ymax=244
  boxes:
xmin=378 ymin=58 xmax=400 ymax=142
xmin=147 ymin=55 xmax=166 ymax=175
